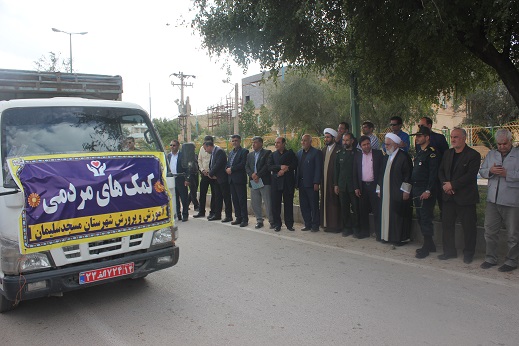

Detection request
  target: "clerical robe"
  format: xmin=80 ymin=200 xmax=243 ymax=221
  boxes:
xmin=320 ymin=143 xmax=342 ymax=231
xmin=379 ymin=149 xmax=413 ymax=242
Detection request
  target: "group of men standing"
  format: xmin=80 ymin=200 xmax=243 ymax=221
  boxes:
xmin=170 ymin=118 xmax=519 ymax=273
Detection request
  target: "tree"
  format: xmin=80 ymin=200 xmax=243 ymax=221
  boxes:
xmin=239 ymin=101 xmax=274 ymax=137
xmin=34 ymin=52 xmax=71 ymax=72
xmin=193 ymin=1 xmax=519 ymax=108
xmin=266 ymin=72 xmax=350 ymax=134
xmin=152 ymin=118 xmax=181 ymax=145
xmin=360 ymin=96 xmax=436 ymax=133
xmin=212 ymin=120 xmax=232 ymax=138
xmin=463 ymin=82 xmax=519 ymax=126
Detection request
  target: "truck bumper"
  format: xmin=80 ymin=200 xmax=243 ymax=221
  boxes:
xmin=1 ymin=245 xmax=179 ymax=302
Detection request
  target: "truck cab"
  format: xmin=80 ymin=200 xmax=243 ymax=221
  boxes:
xmin=0 ymin=98 xmax=179 ymax=312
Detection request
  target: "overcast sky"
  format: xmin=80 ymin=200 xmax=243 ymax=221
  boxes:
xmin=0 ymin=0 xmax=260 ymax=118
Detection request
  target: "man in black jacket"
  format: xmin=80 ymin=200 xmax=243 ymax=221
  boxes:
xmin=226 ymin=134 xmax=249 ymax=227
xmin=268 ymin=137 xmax=298 ymax=232
xmin=438 ymin=127 xmax=481 ymax=264
xmin=167 ymin=140 xmax=189 ymax=222
xmin=245 ymin=136 xmax=273 ymax=229
xmin=205 ymin=141 xmax=233 ymax=222
xmin=353 ymin=135 xmax=384 ymax=239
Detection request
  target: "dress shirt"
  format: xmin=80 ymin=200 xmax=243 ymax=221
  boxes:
xmin=198 ymin=148 xmax=211 ymax=172
xmin=169 ymin=152 xmax=179 ymax=174
xmin=361 ymin=150 xmax=374 ymax=182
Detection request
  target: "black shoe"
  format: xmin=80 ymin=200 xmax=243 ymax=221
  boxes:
xmin=193 ymin=213 xmax=205 ymax=218
xmin=438 ymin=253 xmax=457 ymax=260
xmin=498 ymin=264 xmax=516 ymax=272
xmin=342 ymin=232 xmax=351 ymax=237
xmin=287 ymin=227 xmax=295 ymax=231
xmin=231 ymin=219 xmax=242 ymax=225
xmin=240 ymin=221 xmax=248 ymax=227
xmin=463 ymin=255 xmax=473 ymax=264
xmin=182 ymin=216 xmax=188 ymax=222
xmin=207 ymin=215 xmax=221 ymax=221
xmin=301 ymin=227 xmax=311 ymax=231
xmin=311 ymin=227 xmax=319 ymax=232
xmin=255 ymin=222 xmax=264 ymax=229
xmin=207 ymin=213 xmax=215 ymax=219
xmin=269 ymin=224 xmax=276 ymax=230
xmin=275 ymin=226 xmax=281 ymax=232
xmin=221 ymin=217 xmax=232 ymax=223
xmin=415 ymin=250 xmax=429 ymax=259
xmin=324 ymin=228 xmax=341 ymax=233
xmin=480 ymin=261 xmax=497 ymax=269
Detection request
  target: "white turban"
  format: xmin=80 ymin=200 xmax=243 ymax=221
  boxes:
xmin=385 ymin=133 xmax=401 ymax=144
xmin=324 ymin=128 xmax=338 ymax=138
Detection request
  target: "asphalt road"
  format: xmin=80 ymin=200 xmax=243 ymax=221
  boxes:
xmin=1 ymin=217 xmax=518 ymax=345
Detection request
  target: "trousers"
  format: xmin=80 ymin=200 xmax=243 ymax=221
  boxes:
xmin=484 ymin=202 xmax=519 ymax=267
xmin=251 ymin=184 xmax=273 ymax=224
xmin=441 ymin=200 xmax=477 ymax=257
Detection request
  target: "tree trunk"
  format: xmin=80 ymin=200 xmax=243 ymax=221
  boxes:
xmin=458 ymin=30 xmax=519 ymax=109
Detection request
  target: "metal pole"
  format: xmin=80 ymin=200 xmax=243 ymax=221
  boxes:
xmin=234 ymin=82 xmax=239 ymax=135
xmin=69 ymin=33 xmax=73 ymax=73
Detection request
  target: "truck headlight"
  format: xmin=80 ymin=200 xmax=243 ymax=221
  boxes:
xmin=19 ymin=253 xmax=51 ymax=273
xmin=151 ymin=227 xmax=173 ymax=245
xmin=1 ymin=237 xmax=51 ymax=274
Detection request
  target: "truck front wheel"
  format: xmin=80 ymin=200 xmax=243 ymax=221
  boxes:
xmin=0 ymin=294 xmax=18 ymax=313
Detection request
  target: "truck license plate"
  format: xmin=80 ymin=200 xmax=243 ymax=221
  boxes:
xmin=79 ymin=262 xmax=135 ymax=284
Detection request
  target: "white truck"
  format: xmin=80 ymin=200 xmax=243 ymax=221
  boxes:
xmin=0 ymin=72 xmax=179 ymax=312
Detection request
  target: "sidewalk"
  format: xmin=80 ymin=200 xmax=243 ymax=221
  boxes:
xmin=188 ymin=197 xmax=518 ymax=284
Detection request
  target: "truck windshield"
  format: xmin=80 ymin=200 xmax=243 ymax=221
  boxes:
xmin=1 ymin=106 xmax=162 ymax=157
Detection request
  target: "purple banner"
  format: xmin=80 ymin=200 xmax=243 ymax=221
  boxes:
xmin=12 ymin=154 xmax=172 ymax=250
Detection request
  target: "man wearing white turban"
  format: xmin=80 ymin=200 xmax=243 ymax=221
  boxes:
xmin=377 ymin=133 xmax=413 ymax=244
xmin=321 ymin=127 xmax=343 ymax=232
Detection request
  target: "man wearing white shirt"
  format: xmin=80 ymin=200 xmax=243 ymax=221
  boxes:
xmin=167 ymin=140 xmax=189 ymax=222
xmin=194 ymin=135 xmax=216 ymax=219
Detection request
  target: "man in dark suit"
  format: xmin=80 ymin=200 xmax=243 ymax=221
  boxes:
xmin=167 ymin=140 xmax=189 ymax=222
xmin=245 ymin=136 xmax=273 ymax=229
xmin=353 ymin=135 xmax=384 ymax=239
xmin=268 ymin=137 xmax=298 ymax=232
xmin=334 ymin=133 xmax=360 ymax=237
xmin=226 ymin=134 xmax=249 ymax=227
xmin=205 ymin=141 xmax=233 ymax=222
xmin=296 ymin=134 xmax=323 ymax=232
xmin=438 ymin=127 xmax=481 ymax=264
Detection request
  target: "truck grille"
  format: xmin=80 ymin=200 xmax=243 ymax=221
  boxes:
xmin=62 ymin=233 xmax=144 ymax=259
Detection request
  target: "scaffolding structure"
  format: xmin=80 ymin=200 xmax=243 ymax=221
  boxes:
xmin=206 ymin=95 xmax=241 ymax=133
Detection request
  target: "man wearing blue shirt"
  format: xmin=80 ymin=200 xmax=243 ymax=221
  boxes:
xmin=387 ymin=116 xmax=410 ymax=152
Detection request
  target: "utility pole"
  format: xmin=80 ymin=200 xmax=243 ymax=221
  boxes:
xmin=234 ymin=82 xmax=239 ymax=135
xmin=170 ymin=71 xmax=195 ymax=142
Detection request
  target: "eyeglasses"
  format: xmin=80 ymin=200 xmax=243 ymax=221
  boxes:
xmin=170 ymin=144 xmax=177 ymax=147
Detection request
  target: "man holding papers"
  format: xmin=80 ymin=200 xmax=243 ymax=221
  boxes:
xmin=246 ymin=136 xmax=273 ymax=229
